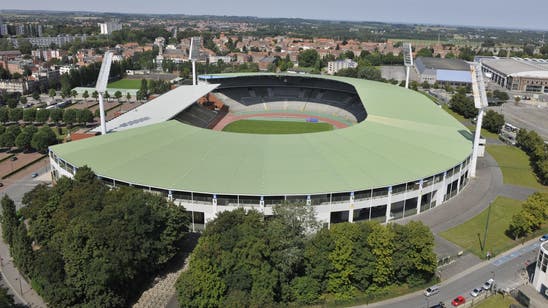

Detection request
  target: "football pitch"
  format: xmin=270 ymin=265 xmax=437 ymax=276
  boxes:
xmin=107 ymin=79 xmax=142 ymax=89
xmin=222 ymin=119 xmax=333 ymax=134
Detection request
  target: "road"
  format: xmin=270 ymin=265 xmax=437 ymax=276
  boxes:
xmin=359 ymin=239 xmax=538 ymax=308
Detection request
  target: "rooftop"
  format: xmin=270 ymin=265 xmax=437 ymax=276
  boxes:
xmin=417 ymin=57 xmax=471 ymax=71
xmin=481 ymin=57 xmax=548 ymax=76
xmin=51 ymin=74 xmax=472 ymax=196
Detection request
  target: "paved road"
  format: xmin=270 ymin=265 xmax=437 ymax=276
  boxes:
xmin=358 ymin=238 xmax=538 ymax=308
xmin=0 ymin=165 xmax=50 ymax=307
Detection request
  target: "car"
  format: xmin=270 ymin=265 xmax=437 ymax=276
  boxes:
xmin=540 ymin=234 xmax=548 ymax=242
xmin=483 ymin=278 xmax=494 ymax=290
xmin=429 ymin=302 xmax=446 ymax=308
xmin=0 ymin=182 xmax=3 ymax=187
xmin=10 ymin=156 xmax=17 ymax=161
xmin=470 ymin=287 xmax=483 ymax=297
xmin=424 ymin=285 xmax=440 ymax=297
xmin=451 ymin=295 xmax=465 ymax=306
xmin=31 ymin=173 xmax=38 ymax=178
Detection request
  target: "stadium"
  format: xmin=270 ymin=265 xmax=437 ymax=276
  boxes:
xmin=48 ymin=74 xmax=473 ymax=231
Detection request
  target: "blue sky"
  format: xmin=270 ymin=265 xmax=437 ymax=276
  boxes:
xmin=3 ymin=0 xmax=548 ymax=31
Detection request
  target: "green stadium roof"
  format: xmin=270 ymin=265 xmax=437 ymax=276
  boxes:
xmin=50 ymin=74 xmax=473 ymax=196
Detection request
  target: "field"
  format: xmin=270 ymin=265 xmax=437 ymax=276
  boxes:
xmin=439 ymin=196 xmax=522 ymax=259
xmin=487 ymin=145 xmax=548 ymax=192
xmin=473 ymin=294 xmax=518 ymax=308
xmin=107 ymin=79 xmax=142 ymax=89
xmin=222 ymin=119 xmax=333 ymax=134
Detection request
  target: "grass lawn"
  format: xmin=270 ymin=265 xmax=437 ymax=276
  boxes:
xmin=107 ymin=79 xmax=142 ymax=89
xmin=487 ymin=145 xmax=548 ymax=192
xmin=439 ymin=196 xmax=522 ymax=259
xmin=222 ymin=119 xmax=333 ymax=134
xmin=474 ymin=294 xmax=518 ymax=308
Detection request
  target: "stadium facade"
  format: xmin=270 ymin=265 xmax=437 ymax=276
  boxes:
xmin=49 ymin=74 xmax=473 ymax=231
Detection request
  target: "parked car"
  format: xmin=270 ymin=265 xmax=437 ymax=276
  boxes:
xmin=31 ymin=173 xmax=38 ymax=178
xmin=424 ymin=285 xmax=440 ymax=297
xmin=540 ymin=234 xmax=548 ymax=242
xmin=10 ymin=156 xmax=17 ymax=161
xmin=470 ymin=287 xmax=483 ymax=297
xmin=0 ymin=182 xmax=3 ymax=187
xmin=430 ymin=302 xmax=446 ymax=308
xmin=451 ymin=295 xmax=465 ymax=306
xmin=483 ymin=278 xmax=494 ymax=290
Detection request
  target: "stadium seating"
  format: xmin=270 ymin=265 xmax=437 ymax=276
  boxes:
xmin=173 ymin=103 xmax=222 ymax=128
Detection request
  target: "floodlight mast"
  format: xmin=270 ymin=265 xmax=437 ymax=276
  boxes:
xmin=189 ymin=37 xmax=201 ymax=86
xmin=470 ymin=62 xmax=488 ymax=178
xmin=95 ymin=51 xmax=113 ymax=135
xmin=403 ymin=43 xmax=413 ymax=89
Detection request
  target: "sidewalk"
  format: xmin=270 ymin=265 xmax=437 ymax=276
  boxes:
xmin=0 ymin=225 xmax=47 ymax=307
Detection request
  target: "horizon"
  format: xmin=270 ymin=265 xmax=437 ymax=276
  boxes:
xmin=1 ymin=0 xmax=548 ymax=32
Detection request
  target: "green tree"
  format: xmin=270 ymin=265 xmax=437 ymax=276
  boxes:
xmin=19 ymin=96 xmax=27 ymax=105
xmin=126 ymin=92 xmax=131 ymax=102
xmin=357 ymin=65 xmax=382 ymax=81
xmin=449 ymin=89 xmax=476 ymax=119
xmin=8 ymin=108 xmax=23 ymax=122
xmin=416 ymin=48 xmax=433 ymax=58
xmin=49 ymin=108 xmax=63 ymax=125
xmin=15 ymin=126 xmax=37 ymax=151
xmin=82 ymin=90 xmax=89 ymax=101
xmin=78 ymin=109 xmax=94 ymax=125
xmin=92 ymin=90 xmax=99 ymax=102
xmin=62 ymin=109 xmax=78 ymax=127
xmin=6 ymin=98 xmax=17 ymax=109
xmin=482 ymin=110 xmax=505 ymax=133
xmin=35 ymin=109 xmax=50 ymax=123
xmin=0 ymin=107 xmax=8 ymax=123
xmin=48 ymin=88 xmax=56 ymax=101
xmin=23 ymin=108 xmax=36 ymax=122
xmin=104 ymin=91 xmax=110 ymax=102
xmin=368 ymin=223 xmax=394 ymax=287
xmin=31 ymin=126 xmax=58 ymax=152
xmin=140 ymin=79 xmax=148 ymax=99
xmin=32 ymin=91 xmax=40 ymax=101
xmin=114 ymin=90 xmax=122 ymax=103
xmin=298 ymin=49 xmax=320 ymax=68
xmin=0 ymin=195 xmax=18 ymax=246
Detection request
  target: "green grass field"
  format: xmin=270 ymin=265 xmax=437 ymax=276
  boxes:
xmin=487 ymin=145 xmax=548 ymax=192
xmin=473 ymin=294 xmax=518 ymax=308
xmin=222 ymin=119 xmax=333 ymax=134
xmin=107 ymin=79 xmax=142 ymax=89
xmin=439 ymin=196 xmax=522 ymax=258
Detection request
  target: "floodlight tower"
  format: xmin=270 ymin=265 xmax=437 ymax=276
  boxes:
xmin=403 ymin=43 xmax=413 ymax=89
xmin=95 ymin=51 xmax=113 ymax=135
xmin=189 ymin=37 xmax=201 ymax=86
xmin=470 ymin=62 xmax=489 ymax=178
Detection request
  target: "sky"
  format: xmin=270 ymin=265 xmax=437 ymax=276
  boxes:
xmin=3 ymin=0 xmax=548 ymax=31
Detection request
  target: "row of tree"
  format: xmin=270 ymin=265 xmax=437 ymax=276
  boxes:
xmin=176 ymin=205 xmax=437 ymax=307
xmin=0 ymin=125 xmax=57 ymax=153
xmin=0 ymin=107 xmax=94 ymax=126
xmin=507 ymin=193 xmax=548 ymax=239
xmin=516 ymin=129 xmax=548 ymax=185
xmin=0 ymin=167 xmax=189 ymax=307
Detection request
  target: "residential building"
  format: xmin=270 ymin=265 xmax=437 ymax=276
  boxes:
xmin=99 ymin=22 xmax=122 ymax=35
xmin=327 ymin=59 xmax=358 ymax=75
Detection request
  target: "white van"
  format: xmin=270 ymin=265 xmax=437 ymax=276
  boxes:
xmin=424 ymin=285 xmax=440 ymax=297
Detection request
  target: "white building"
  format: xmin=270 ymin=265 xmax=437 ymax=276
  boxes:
xmin=99 ymin=22 xmax=122 ymax=35
xmin=0 ymin=16 xmax=7 ymax=36
xmin=327 ymin=59 xmax=358 ymax=75
xmin=533 ymin=241 xmax=548 ymax=297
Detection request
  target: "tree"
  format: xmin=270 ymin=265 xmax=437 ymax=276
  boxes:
xmin=140 ymin=79 xmax=148 ymax=99
xmin=82 ymin=90 xmax=89 ymax=101
xmin=15 ymin=126 xmax=37 ymax=151
xmin=35 ymin=109 xmax=50 ymax=124
xmin=0 ymin=107 xmax=8 ymax=123
xmin=482 ymin=110 xmax=505 ymax=133
xmin=114 ymin=90 xmax=123 ymax=103
xmin=92 ymin=90 xmax=99 ymax=102
xmin=62 ymin=109 xmax=78 ymax=127
xmin=6 ymin=98 xmax=17 ymax=109
xmin=357 ymin=65 xmax=382 ymax=81
xmin=49 ymin=108 xmax=63 ymax=125
xmin=23 ymin=108 xmax=36 ymax=123
xmin=104 ymin=91 xmax=110 ymax=102
xmin=78 ymin=109 xmax=94 ymax=125
xmin=48 ymin=88 xmax=56 ymax=101
xmin=0 ymin=195 xmax=18 ymax=247
xmin=19 ymin=96 xmax=27 ymax=105
xmin=298 ymin=49 xmax=319 ymax=68
xmin=31 ymin=126 xmax=58 ymax=152
xmin=8 ymin=108 xmax=23 ymax=122
xmin=126 ymin=92 xmax=132 ymax=102
xmin=416 ymin=48 xmax=433 ymax=58
xmin=32 ymin=91 xmax=40 ymax=101
xmin=70 ymin=90 xmax=78 ymax=100
xmin=449 ymin=90 xmax=476 ymax=119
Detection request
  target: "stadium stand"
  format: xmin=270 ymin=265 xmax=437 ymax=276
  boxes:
xmin=173 ymin=103 xmax=227 ymax=128
xmin=212 ymin=75 xmax=367 ymax=122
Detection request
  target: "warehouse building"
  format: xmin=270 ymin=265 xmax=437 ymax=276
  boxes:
xmin=477 ymin=57 xmax=548 ymax=93
xmin=414 ymin=57 xmax=472 ymax=86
